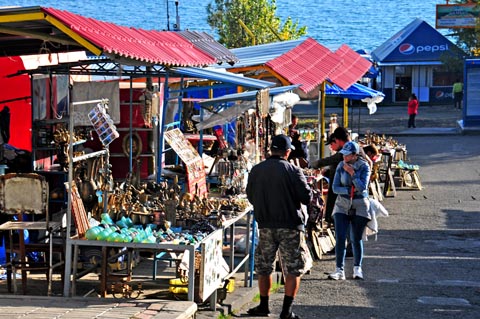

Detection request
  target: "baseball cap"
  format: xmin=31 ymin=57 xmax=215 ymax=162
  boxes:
xmin=325 ymin=134 xmax=335 ymax=145
xmin=339 ymin=141 xmax=359 ymax=155
xmin=271 ymin=134 xmax=295 ymax=151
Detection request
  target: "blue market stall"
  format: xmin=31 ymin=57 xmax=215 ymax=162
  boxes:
xmin=462 ymin=58 xmax=480 ymax=128
xmin=371 ymin=18 xmax=464 ymax=104
xmin=325 ymin=82 xmax=385 ymax=135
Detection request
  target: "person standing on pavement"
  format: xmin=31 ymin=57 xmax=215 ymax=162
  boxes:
xmin=310 ymin=126 xmax=350 ymax=225
xmin=246 ymin=134 xmax=313 ymax=319
xmin=407 ymin=93 xmax=419 ymax=128
xmin=328 ymin=141 xmax=371 ymax=281
xmin=452 ymin=78 xmax=463 ymax=109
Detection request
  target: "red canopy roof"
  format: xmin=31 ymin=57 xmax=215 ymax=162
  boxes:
xmin=42 ymin=7 xmax=220 ymax=67
xmin=330 ymin=44 xmax=373 ymax=90
xmin=265 ymin=38 xmax=371 ymax=93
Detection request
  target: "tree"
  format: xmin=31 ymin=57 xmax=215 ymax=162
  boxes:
xmin=206 ymin=0 xmax=307 ymax=48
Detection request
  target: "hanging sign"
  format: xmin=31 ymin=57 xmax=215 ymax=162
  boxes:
xmin=164 ymin=128 xmax=208 ymax=197
xmin=88 ymin=103 xmax=119 ymax=146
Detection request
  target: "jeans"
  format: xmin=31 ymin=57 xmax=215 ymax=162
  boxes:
xmin=334 ymin=213 xmax=370 ymax=269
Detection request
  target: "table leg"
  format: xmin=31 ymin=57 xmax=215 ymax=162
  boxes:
xmin=100 ymin=246 xmax=108 ymax=297
xmin=47 ymin=230 xmax=53 ymax=296
xmin=19 ymin=224 xmax=27 ymax=294
xmin=72 ymin=244 xmax=79 ymax=296
xmin=187 ymin=247 xmax=195 ymax=302
xmin=7 ymin=230 xmax=13 ymax=293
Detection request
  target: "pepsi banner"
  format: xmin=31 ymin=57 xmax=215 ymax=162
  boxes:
xmin=382 ymin=21 xmax=459 ymax=62
xmin=429 ymin=86 xmax=453 ymax=104
xmin=398 ymin=43 xmax=450 ymax=56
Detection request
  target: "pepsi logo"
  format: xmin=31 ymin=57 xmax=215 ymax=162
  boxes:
xmin=435 ymin=91 xmax=444 ymax=98
xmin=399 ymin=43 xmax=415 ymax=55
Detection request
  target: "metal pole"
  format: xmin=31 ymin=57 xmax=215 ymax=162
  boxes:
xmin=157 ymin=72 xmax=170 ymax=182
xmin=63 ymin=101 xmax=75 ymax=297
xmin=319 ymin=82 xmax=326 ymax=158
xmin=166 ymin=0 xmax=170 ymax=30
xmin=317 ymin=94 xmax=321 ymax=159
xmin=63 ymin=98 xmax=108 ymax=297
xmin=249 ymin=213 xmax=256 ymax=287
xmin=129 ymin=78 xmax=133 ymax=173
xmin=174 ymin=0 xmax=181 ymax=31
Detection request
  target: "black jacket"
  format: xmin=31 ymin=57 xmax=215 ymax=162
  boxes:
xmin=246 ymin=156 xmax=312 ymax=231
xmin=310 ymin=152 xmax=343 ymax=221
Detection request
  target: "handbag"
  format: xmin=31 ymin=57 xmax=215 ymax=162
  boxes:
xmin=347 ymin=185 xmax=356 ymax=218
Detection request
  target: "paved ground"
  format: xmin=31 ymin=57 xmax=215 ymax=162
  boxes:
xmin=228 ymin=133 xmax=480 ymax=319
xmin=1 ymin=103 xmax=480 ymax=319
xmin=197 ymin=104 xmax=480 ymax=319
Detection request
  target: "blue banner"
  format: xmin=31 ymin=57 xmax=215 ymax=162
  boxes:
xmin=429 ymin=86 xmax=453 ymax=104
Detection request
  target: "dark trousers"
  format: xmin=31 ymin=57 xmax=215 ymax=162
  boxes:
xmin=408 ymin=114 xmax=416 ymax=128
xmin=454 ymin=92 xmax=463 ymax=109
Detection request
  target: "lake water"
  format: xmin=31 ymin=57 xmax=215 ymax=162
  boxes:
xmin=6 ymin=0 xmax=447 ymax=51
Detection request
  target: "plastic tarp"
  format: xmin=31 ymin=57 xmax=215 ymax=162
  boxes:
xmin=326 ymin=82 xmax=385 ymax=114
xmin=195 ymin=101 xmax=255 ymax=130
xmin=195 ymin=92 xmax=300 ymax=130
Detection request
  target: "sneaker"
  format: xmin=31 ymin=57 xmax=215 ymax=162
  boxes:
xmin=247 ymin=305 xmax=270 ymax=317
xmin=353 ymin=266 xmax=364 ymax=280
xmin=280 ymin=312 xmax=301 ymax=319
xmin=328 ymin=268 xmax=345 ymax=280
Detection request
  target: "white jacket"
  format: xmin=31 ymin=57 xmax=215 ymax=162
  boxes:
xmin=363 ymin=198 xmax=389 ymax=241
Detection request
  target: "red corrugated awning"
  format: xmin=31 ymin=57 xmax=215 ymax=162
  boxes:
xmin=265 ymin=38 xmax=371 ymax=93
xmin=42 ymin=7 xmax=217 ymax=67
xmin=330 ymin=44 xmax=372 ymax=90
xmin=266 ymin=38 xmax=341 ymax=93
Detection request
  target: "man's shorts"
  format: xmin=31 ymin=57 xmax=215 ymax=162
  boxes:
xmin=255 ymin=228 xmax=312 ymax=276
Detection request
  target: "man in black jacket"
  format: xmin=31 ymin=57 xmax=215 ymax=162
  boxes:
xmin=246 ymin=134 xmax=312 ymax=319
xmin=310 ymin=127 xmax=350 ymax=224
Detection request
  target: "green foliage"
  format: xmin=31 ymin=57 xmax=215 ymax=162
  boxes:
xmin=207 ymin=0 xmax=307 ymax=48
xmin=217 ymin=313 xmax=231 ymax=319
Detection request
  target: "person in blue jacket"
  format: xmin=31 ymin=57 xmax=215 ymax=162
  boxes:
xmin=328 ymin=141 xmax=371 ymax=281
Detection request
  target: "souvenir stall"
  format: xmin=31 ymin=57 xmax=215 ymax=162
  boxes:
xmin=361 ymin=132 xmax=422 ymax=200
xmin=26 ymin=77 xmax=259 ymax=304
xmin=0 ymin=6 xmax=270 ymax=303
xmin=62 ymin=78 xmax=267 ymax=303
xmin=2 ymin=59 xmax=280 ymax=305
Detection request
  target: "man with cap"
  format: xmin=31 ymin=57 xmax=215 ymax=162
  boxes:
xmin=246 ymin=134 xmax=313 ymax=319
xmin=329 ymin=141 xmax=371 ymax=281
xmin=310 ymin=126 xmax=350 ymax=224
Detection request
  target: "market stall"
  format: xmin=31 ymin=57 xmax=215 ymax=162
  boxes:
xmin=0 ymin=6 xmax=266 ymax=303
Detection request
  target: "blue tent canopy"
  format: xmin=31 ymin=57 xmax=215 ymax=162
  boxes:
xmin=326 ymin=82 xmax=384 ymax=100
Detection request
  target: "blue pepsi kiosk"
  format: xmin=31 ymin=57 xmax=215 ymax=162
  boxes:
xmin=463 ymin=58 xmax=480 ymax=128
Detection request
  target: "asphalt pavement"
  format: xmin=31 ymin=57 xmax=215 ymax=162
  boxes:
xmin=226 ymin=133 xmax=480 ymax=319
xmin=197 ymin=103 xmax=480 ymax=319
xmin=1 ymin=103 xmax=480 ymax=319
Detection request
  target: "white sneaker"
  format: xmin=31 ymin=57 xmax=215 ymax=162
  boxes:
xmin=328 ymin=268 xmax=345 ymax=280
xmin=353 ymin=266 xmax=364 ymax=279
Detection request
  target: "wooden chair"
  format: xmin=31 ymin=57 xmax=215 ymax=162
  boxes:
xmin=0 ymin=173 xmax=63 ymax=296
